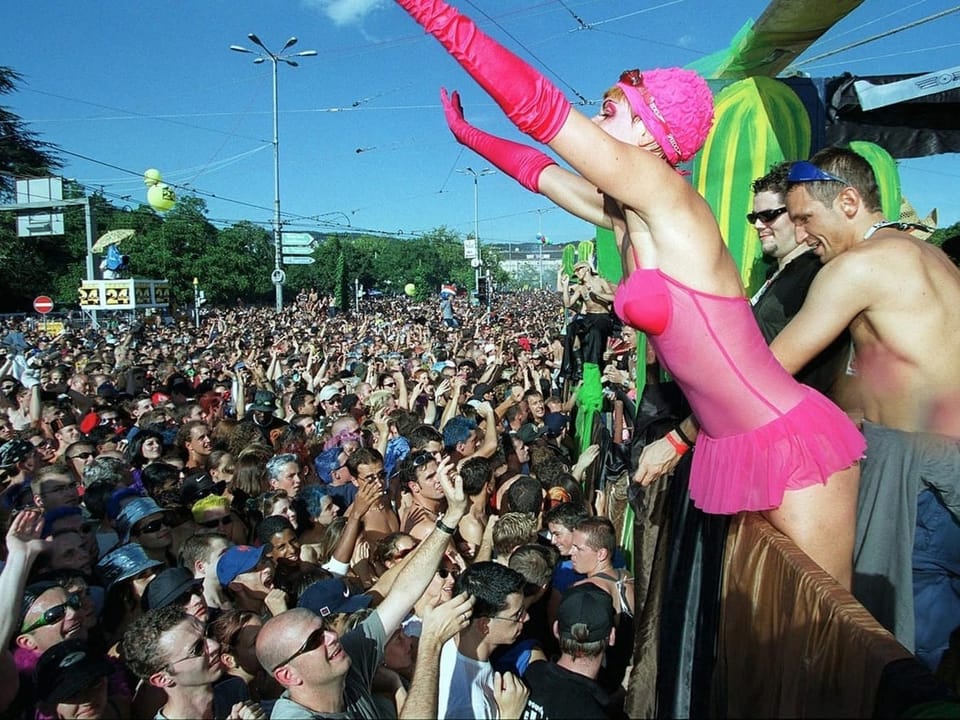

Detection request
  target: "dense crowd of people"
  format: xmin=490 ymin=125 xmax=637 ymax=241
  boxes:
xmin=4 ymin=0 xmax=960 ymax=716
xmin=0 ymin=281 xmax=644 ymax=719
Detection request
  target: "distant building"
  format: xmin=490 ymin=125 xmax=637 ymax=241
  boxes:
xmin=494 ymin=242 xmax=573 ymax=289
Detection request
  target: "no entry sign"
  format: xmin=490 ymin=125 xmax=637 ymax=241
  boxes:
xmin=33 ymin=295 xmax=54 ymax=314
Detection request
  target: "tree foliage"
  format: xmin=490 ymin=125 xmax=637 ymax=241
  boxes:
xmin=0 ymin=67 xmax=62 ymax=200
xmin=0 ymin=183 xmax=506 ymax=311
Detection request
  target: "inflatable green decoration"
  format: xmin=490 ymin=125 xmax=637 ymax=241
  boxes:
xmin=691 ymin=76 xmax=811 ymax=295
xmin=848 ymin=141 xmax=901 ymax=222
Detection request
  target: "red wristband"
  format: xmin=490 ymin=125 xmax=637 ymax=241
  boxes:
xmin=664 ymin=430 xmax=689 ymax=456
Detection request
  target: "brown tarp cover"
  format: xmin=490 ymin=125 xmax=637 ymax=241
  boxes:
xmin=714 ymin=513 xmax=913 ymax=718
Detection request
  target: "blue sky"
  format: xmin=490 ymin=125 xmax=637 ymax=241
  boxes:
xmin=3 ymin=0 xmax=958 ymax=249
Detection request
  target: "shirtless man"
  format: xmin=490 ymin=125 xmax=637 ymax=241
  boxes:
xmin=771 ymin=147 xmax=960 ymax=662
xmin=559 ymin=262 xmax=616 ymax=381
xmin=398 ymin=450 xmax=447 ymax=541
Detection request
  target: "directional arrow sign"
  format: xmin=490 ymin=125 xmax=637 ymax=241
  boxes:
xmin=283 ymin=256 xmax=316 ymax=265
xmin=282 ymin=245 xmax=316 ymax=256
xmin=281 ymin=231 xmax=316 ymax=247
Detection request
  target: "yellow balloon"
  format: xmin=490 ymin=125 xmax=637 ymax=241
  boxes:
xmin=147 ymin=183 xmax=176 ymax=212
xmin=404 ymin=283 xmax=416 ymax=296
xmin=143 ymin=168 xmax=162 ymax=187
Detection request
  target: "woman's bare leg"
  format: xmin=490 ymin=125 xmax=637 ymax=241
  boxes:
xmin=762 ymin=463 xmax=860 ymax=589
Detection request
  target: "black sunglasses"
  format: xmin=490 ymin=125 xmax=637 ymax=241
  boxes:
xmin=67 ymin=450 xmax=97 ymax=460
xmin=746 ymin=206 xmax=788 ymax=224
xmin=410 ymin=451 xmax=433 ymax=468
xmin=438 ymin=567 xmax=460 ymax=580
xmin=21 ymin=593 xmax=83 ymax=633
xmin=199 ymin=514 xmax=233 ymax=529
xmin=136 ymin=518 xmax=168 ymax=534
xmin=271 ymin=624 xmax=327 ymax=671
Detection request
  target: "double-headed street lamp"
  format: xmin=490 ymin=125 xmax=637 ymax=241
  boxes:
xmin=457 ymin=167 xmax=494 ymax=303
xmin=230 ymin=34 xmax=316 ymax=313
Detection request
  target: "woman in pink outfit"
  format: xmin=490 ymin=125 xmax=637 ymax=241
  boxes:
xmin=394 ymin=0 xmax=863 ymax=586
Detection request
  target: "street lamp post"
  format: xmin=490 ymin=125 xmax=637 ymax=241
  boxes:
xmin=457 ymin=167 xmax=494 ymax=303
xmin=192 ymin=277 xmax=200 ymax=329
xmin=231 ymin=34 xmax=316 ymax=313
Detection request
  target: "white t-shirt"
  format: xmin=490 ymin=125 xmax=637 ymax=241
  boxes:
xmin=437 ymin=638 xmax=498 ymax=720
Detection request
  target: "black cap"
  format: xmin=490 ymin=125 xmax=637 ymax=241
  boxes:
xmin=557 ymin=584 xmax=615 ymax=643
xmin=35 ymin=639 xmax=112 ymax=704
xmin=143 ymin=567 xmax=202 ymax=611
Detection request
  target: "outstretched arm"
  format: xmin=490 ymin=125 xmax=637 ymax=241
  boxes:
xmin=397 ymin=0 xmax=688 ymax=229
xmin=442 ymin=88 xmax=608 ymax=228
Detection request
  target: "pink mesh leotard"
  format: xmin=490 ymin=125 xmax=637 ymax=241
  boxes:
xmin=614 ymin=268 xmax=864 ymax=513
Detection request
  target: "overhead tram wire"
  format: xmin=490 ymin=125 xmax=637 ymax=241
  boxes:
xmin=791 ymin=5 xmax=960 ymax=69
xmin=461 ymin=0 xmax=589 ymax=106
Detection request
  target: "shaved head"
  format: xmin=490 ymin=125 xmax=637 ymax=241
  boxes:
xmin=256 ymin=608 xmax=315 ymax=674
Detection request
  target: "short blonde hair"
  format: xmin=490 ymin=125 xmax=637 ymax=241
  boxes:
xmin=191 ymin=494 xmax=230 ymax=523
xmin=492 ymin=512 xmax=539 ymax=558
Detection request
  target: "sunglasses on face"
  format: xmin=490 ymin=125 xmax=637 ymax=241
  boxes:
xmin=21 ymin=593 xmax=82 ymax=633
xmin=746 ymin=206 xmax=788 ymax=224
xmin=67 ymin=450 xmax=97 ymax=460
xmin=199 ymin=514 xmax=234 ymax=530
xmin=174 ymin=584 xmax=205 ymax=606
xmin=410 ymin=451 xmax=432 ymax=468
xmin=787 ymin=160 xmax=851 ymax=186
xmin=271 ymin=623 xmax=328 ymax=671
xmin=438 ymin=566 xmax=460 ymax=580
xmin=135 ymin=518 xmax=168 ymax=534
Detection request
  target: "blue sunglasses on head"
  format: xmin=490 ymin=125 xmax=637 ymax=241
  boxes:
xmin=788 ymin=161 xmax=851 ymax=186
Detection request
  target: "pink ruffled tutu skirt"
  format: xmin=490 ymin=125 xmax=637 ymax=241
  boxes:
xmin=688 ymin=386 xmax=865 ymax=514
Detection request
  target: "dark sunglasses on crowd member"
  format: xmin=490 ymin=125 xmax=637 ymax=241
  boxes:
xmin=746 ymin=206 xmax=788 ymax=224
xmin=199 ymin=514 xmax=234 ymax=530
xmin=21 ymin=593 xmax=83 ymax=634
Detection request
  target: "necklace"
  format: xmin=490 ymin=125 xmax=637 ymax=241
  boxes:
xmin=863 ymin=219 xmax=932 ymax=240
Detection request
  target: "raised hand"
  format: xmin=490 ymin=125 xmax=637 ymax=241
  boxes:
xmin=436 ymin=456 xmax=467 ymax=521
xmin=493 ymin=671 xmax=529 ymax=719
xmin=421 ymin=591 xmax=474 ymax=647
xmin=6 ymin=509 xmax=49 ymax=559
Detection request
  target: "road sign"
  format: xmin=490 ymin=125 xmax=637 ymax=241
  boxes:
xmin=464 ymin=236 xmax=478 ymax=260
xmin=281 ymin=231 xmax=316 ymax=247
xmin=271 ymin=269 xmax=286 ymax=284
xmin=281 ymin=245 xmax=315 ymax=256
xmin=33 ymin=295 xmax=54 ymax=314
xmin=283 ymin=256 xmax=316 ymax=265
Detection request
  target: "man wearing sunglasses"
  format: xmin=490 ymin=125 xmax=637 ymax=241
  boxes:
xmin=255 ymin=456 xmax=468 ymax=719
xmin=15 ymin=582 xmax=88 ymax=689
xmin=123 ymin=606 xmax=262 ymax=720
xmin=749 ymin=162 xmax=848 ymax=395
xmin=772 ymin=147 xmax=960 ymax=669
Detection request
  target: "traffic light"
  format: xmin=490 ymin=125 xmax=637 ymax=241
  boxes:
xmin=477 ymin=276 xmax=489 ymax=305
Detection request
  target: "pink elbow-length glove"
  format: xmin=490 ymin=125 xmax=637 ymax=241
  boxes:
xmin=397 ymin=0 xmax=571 ymax=144
xmin=441 ymin=88 xmax=556 ymax=193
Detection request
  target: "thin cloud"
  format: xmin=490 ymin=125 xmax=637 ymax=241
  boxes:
xmin=302 ymin=0 xmax=384 ymax=26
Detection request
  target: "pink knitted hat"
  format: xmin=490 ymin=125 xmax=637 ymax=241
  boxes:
xmin=616 ymin=68 xmax=714 ymax=166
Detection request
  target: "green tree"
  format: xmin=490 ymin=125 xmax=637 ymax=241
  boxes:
xmin=0 ymin=67 xmax=61 ymax=200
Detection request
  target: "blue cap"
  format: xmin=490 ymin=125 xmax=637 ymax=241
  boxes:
xmin=217 ymin=545 xmax=267 ymax=587
xmin=298 ymin=577 xmax=371 ymax=617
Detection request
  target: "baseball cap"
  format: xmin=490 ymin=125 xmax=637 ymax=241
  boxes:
xmin=557 ymin=584 xmax=615 ymax=643
xmin=318 ymin=385 xmax=342 ymax=403
xmin=217 ymin=545 xmax=268 ymax=587
xmin=544 ymin=412 xmax=569 ymax=439
xmin=298 ymin=578 xmax=371 ymax=617
xmin=180 ymin=472 xmax=223 ymax=506
xmin=35 ymin=639 xmax=113 ymax=704
xmin=514 ymin=423 xmax=546 ymax=445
